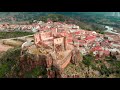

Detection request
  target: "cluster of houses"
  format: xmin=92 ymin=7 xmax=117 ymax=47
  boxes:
xmin=0 ymin=21 xmax=41 ymax=32
xmin=1 ymin=19 xmax=119 ymax=60
xmin=0 ymin=23 xmax=33 ymax=32
xmin=1 ymin=19 xmax=118 ymax=58
xmin=19 ymin=20 xmax=120 ymax=78
xmin=33 ymin=20 xmax=120 ymax=60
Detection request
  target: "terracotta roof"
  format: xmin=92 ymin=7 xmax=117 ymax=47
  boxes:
xmin=74 ymin=31 xmax=81 ymax=34
xmin=103 ymin=50 xmax=110 ymax=55
xmin=92 ymin=46 xmax=103 ymax=51
xmin=67 ymin=39 xmax=73 ymax=43
xmin=86 ymin=36 xmax=96 ymax=40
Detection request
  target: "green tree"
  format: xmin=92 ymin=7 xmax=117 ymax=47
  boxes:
xmin=82 ymin=53 xmax=95 ymax=67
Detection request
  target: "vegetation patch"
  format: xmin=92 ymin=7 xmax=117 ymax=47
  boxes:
xmin=0 ymin=47 xmax=21 ymax=78
xmin=82 ymin=53 xmax=95 ymax=67
xmin=0 ymin=47 xmax=48 ymax=78
xmin=0 ymin=32 xmax=33 ymax=39
xmin=24 ymin=66 xmax=47 ymax=78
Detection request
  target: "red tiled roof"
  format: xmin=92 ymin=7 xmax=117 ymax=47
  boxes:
xmin=103 ymin=50 xmax=110 ymax=55
xmin=67 ymin=34 xmax=72 ymax=37
xmin=86 ymin=36 xmax=96 ymax=40
xmin=92 ymin=46 xmax=103 ymax=51
xmin=75 ymin=31 xmax=81 ymax=34
xmin=73 ymin=39 xmax=86 ymax=43
xmin=67 ymin=39 xmax=73 ymax=43
xmin=105 ymin=40 xmax=109 ymax=43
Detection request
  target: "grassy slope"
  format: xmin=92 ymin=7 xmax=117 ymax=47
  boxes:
xmin=0 ymin=13 xmax=120 ymax=78
xmin=0 ymin=47 xmax=21 ymax=78
xmin=0 ymin=32 xmax=33 ymax=39
xmin=0 ymin=47 xmax=47 ymax=78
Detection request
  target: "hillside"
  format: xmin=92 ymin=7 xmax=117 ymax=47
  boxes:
xmin=0 ymin=12 xmax=119 ymax=32
xmin=0 ymin=13 xmax=100 ymax=31
xmin=0 ymin=12 xmax=120 ymax=78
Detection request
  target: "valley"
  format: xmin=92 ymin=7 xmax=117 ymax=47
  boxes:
xmin=0 ymin=12 xmax=120 ymax=78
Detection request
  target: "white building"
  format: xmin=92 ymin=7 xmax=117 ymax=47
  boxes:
xmin=105 ymin=26 xmax=113 ymax=31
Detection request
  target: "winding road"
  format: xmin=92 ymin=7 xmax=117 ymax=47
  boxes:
xmin=0 ymin=35 xmax=34 ymax=52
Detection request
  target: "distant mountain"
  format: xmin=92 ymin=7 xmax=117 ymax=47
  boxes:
xmin=0 ymin=12 xmax=112 ymax=19
xmin=0 ymin=12 xmax=119 ymax=31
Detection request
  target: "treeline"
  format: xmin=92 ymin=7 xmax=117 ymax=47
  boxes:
xmin=34 ymin=14 xmax=68 ymax=22
xmin=0 ymin=32 xmax=33 ymax=39
xmin=30 ymin=14 xmax=105 ymax=33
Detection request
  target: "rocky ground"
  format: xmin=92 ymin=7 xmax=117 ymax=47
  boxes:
xmin=0 ymin=35 xmax=120 ymax=78
xmin=62 ymin=62 xmax=101 ymax=78
xmin=0 ymin=44 xmax=120 ymax=78
xmin=62 ymin=58 xmax=120 ymax=78
xmin=0 ymin=34 xmax=34 ymax=52
xmin=0 ymin=40 xmax=13 ymax=53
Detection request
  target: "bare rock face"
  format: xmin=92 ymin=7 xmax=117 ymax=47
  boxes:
xmin=19 ymin=45 xmax=53 ymax=77
xmin=108 ymin=74 xmax=117 ymax=78
xmin=38 ymin=76 xmax=43 ymax=78
xmin=19 ymin=44 xmax=85 ymax=78
xmin=20 ymin=45 xmax=68 ymax=78
xmin=74 ymin=66 xmax=100 ymax=78
xmin=90 ymin=71 xmax=100 ymax=78
xmin=47 ymin=69 xmax=56 ymax=78
xmin=71 ymin=49 xmax=83 ymax=65
xmin=46 ymin=54 xmax=53 ymax=68
xmin=103 ymin=61 xmax=111 ymax=69
xmin=115 ymin=55 xmax=120 ymax=61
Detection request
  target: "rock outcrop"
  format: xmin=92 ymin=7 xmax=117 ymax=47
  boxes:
xmin=19 ymin=44 xmax=83 ymax=78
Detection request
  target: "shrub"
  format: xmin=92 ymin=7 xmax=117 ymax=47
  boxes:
xmin=0 ymin=32 xmax=33 ymax=39
xmin=24 ymin=66 xmax=47 ymax=78
xmin=99 ymin=65 xmax=110 ymax=76
xmin=0 ymin=47 xmax=21 ymax=78
xmin=82 ymin=53 xmax=95 ymax=67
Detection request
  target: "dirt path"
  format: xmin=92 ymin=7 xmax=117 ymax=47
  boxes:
xmin=1 ymin=35 xmax=33 ymax=41
xmin=0 ymin=35 xmax=34 ymax=53
xmin=0 ymin=44 xmax=13 ymax=52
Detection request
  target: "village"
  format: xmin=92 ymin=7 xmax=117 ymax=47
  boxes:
xmin=16 ymin=19 xmax=120 ymax=78
xmin=0 ymin=23 xmax=33 ymax=32
xmin=0 ymin=18 xmax=120 ymax=78
xmin=31 ymin=20 xmax=120 ymax=57
xmin=0 ymin=12 xmax=120 ymax=78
